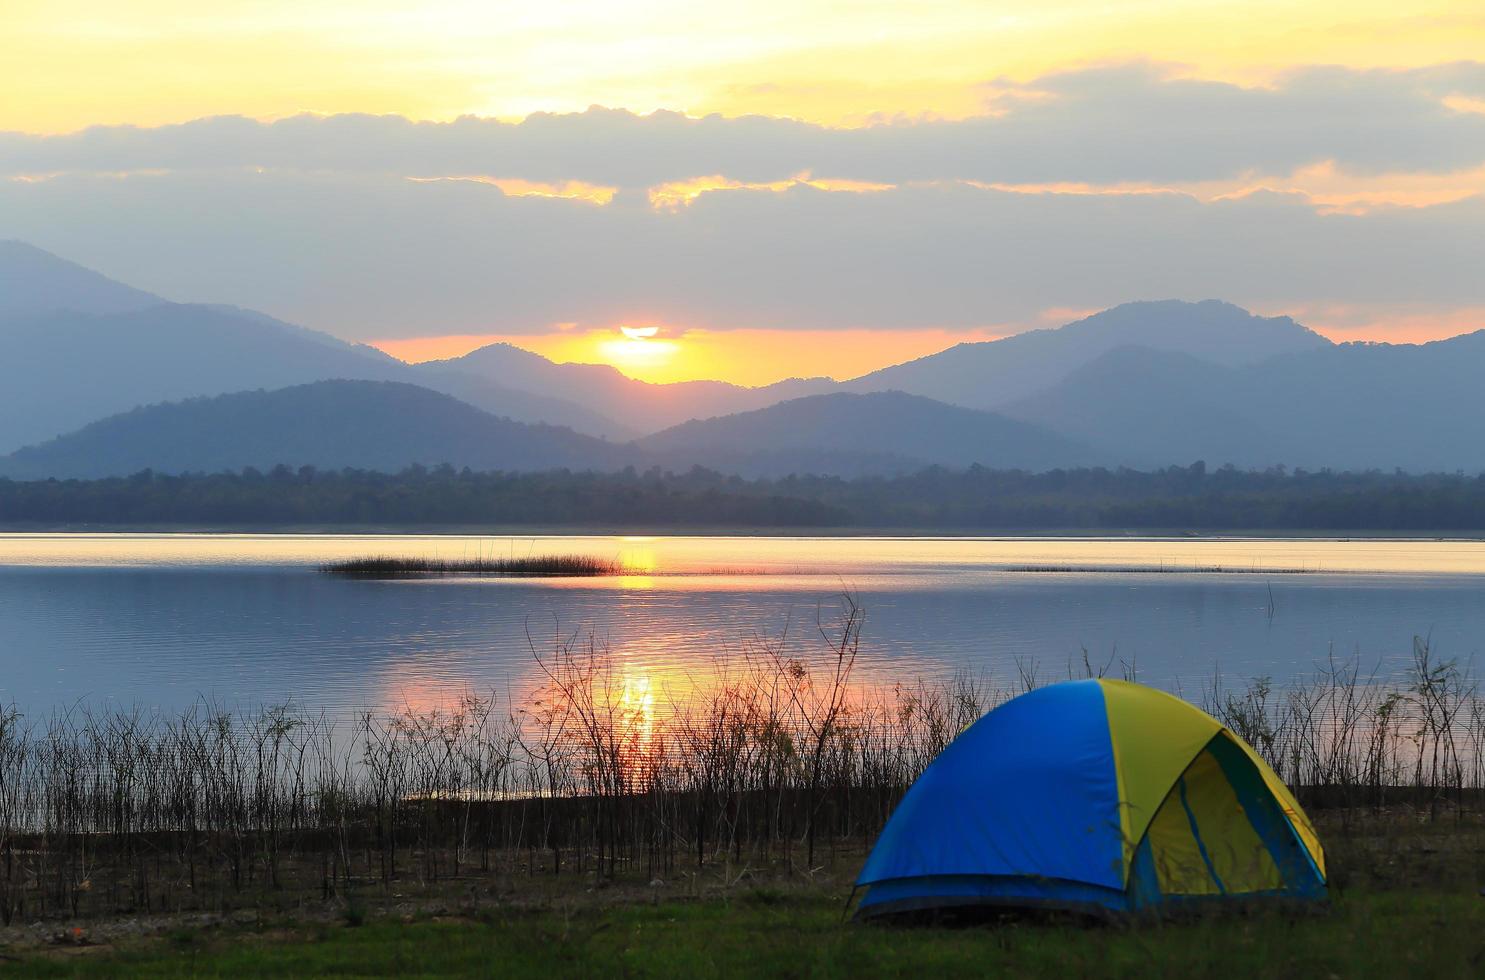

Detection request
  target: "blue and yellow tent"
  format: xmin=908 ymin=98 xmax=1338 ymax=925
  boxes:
xmin=856 ymin=679 xmax=1325 ymax=918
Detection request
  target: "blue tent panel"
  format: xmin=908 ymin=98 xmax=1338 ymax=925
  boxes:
xmin=857 ymin=874 xmax=1129 ymax=916
xmin=856 ymin=680 xmax=1124 ymax=892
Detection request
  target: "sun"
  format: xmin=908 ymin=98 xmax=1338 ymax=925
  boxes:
xmin=597 ymin=325 xmax=678 ymax=378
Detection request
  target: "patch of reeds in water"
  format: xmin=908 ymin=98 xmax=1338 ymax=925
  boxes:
xmin=321 ymin=554 xmax=622 ymax=578
xmin=0 ymin=599 xmax=1482 ymax=926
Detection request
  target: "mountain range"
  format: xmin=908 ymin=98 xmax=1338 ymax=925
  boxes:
xmin=413 ymin=342 xmax=835 ymax=435
xmin=846 ymin=300 xmax=1331 ymax=409
xmin=1001 ymin=332 xmax=1485 ymax=472
xmin=0 ymin=243 xmax=625 ymax=451
xmin=638 ymin=392 xmax=1099 ymax=476
xmin=0 ymin=239 xmax=164 ymax=317
xmin=2 ymin=381 xmax=629 ymax=479
xmin=2 ymin=240 xmax=1482 ymax=479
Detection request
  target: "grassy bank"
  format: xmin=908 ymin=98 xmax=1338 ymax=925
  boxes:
xmin=5 ymin=886 xmax=1484 ymax=977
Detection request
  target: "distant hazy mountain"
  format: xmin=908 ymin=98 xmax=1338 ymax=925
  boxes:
xmin=1004 ymin=333 xmax=1485 ymax=471
xmin=1 ymin=380 xmax=631 ymax=479
xmin=637 ymin=391 xmax=1099 ymax=475
xmin=1230 ymin=332 xmax=1485 ymax=472
xmin=0 ymin=304 xmax=416 ymax=453
xmin=848 ymin=300 xmax=1331 ymax=410
xmin=414 ymin=366 xmax=637 ymax=441
xmin=1002 ymin=347 xmax=1296 ymax=468
xmin=416 ymin=343 xmax=837 ymax=434
xmin=0 ymin=244 xmax=634 ymax=449
xmin=198 ymin=303 xmax=402 ymax=357
xmin=0 ymin=240 xmax=164 ymax=316
xmin=9 ymin=241 xmax=1483 ymax=477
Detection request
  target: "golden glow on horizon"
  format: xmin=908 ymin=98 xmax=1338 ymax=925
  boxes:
xmin=4 ymin=2 xmax=1484 ymax=132
xmin=1285 ymin=304 xmax=1485 ymax=345
xmin=372 ymin=334 xmax=518 ymax=363
xmin=372 ymin=326 xmax=1016 ymax=386
xmin=368 ymin=307 xmax=1485 ymax=386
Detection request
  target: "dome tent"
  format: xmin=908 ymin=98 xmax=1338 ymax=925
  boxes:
xmin=854 ymin=679 xmax=1325 ymax=919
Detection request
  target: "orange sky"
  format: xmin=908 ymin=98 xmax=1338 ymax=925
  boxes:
xmin=369 ymin=308 xmax=1485 ymax=386
xmin=1285 ymin=304 xmax=1485 ymax=347
xmin=372 ymin=326 xmax=1015 ymax=385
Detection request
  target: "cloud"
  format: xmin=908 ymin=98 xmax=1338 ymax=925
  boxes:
xmin=3 ymin=168 xmax=1479 ymax=339
xmin=4 ymin=61 xmax=1479 ymax=342
xmin=2 ymin=63 xmax=1484 ymax=188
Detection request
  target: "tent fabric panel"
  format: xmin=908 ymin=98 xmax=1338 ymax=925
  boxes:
xmin=1127 ymin=834 xmax=1163 ymax=909
xmin=1222 ymin=734 xmax=1327 ymax=881
xmin=856 ymin=680 xmax=1125 ymax=890
xmin=1207 ymin=733 xmax=1328 ymax=896
xmin=1173 ymin=748 xmax=1283 ymax=894
xmin=1145 ymin=770 xmax=1222 ymax=895
xmin=857 ymin=874 xmax=1130 ymax=917
xmin=1097 ymin=679 xmax=1222 ymax=874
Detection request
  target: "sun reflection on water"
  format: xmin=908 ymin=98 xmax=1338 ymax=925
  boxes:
xmin=616 ymin=670 xmax=656 ymax=757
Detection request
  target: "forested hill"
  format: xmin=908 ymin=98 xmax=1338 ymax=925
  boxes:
xmin=3 ymin=464 xmax=1485 ymax=531
xmin=2 ymin=380 xmax=631 ymax=478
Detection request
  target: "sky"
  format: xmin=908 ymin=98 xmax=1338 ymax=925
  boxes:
xmin=3 ymin=1 xmax=1484 ymax=384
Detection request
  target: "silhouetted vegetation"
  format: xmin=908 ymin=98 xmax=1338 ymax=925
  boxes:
xmin=4 ymin=461 xmax=1485 ymax=529
xmin=0 ymin=603 xmax=1482 ymax=926
xmin=322 ymin=554 xmax=620 ymax=577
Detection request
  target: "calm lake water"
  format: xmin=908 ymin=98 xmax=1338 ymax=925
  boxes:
xmin=2 ymin=533 xmax=1483 ymax=720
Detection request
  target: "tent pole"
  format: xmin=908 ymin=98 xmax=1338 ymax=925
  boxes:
xmin=841 ymin=884 xmax=860 ymax=922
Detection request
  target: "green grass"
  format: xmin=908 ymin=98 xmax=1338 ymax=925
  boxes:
xmin=7 ymin=890 xmax=1484 ymax=978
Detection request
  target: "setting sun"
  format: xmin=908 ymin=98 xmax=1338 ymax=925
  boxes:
xmin=597 ymin=327 xmax=680 ymax=378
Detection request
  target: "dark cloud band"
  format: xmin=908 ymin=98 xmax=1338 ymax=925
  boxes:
xmin=3 ymin=168 xmax=1478 ymax=337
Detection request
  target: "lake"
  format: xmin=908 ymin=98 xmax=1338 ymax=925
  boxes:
xmin=2 ymin=533 xmax=1483 ymax=721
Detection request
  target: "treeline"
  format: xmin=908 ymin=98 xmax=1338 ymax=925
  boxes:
xmin=3 ymin=461 xmax=1485 ymax=529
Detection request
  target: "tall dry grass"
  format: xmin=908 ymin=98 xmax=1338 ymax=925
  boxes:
xmin=1200 ymin=635 xmax=1485 ymax=820
xmin=0 ymin=600 xmax=1481 ymax=924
